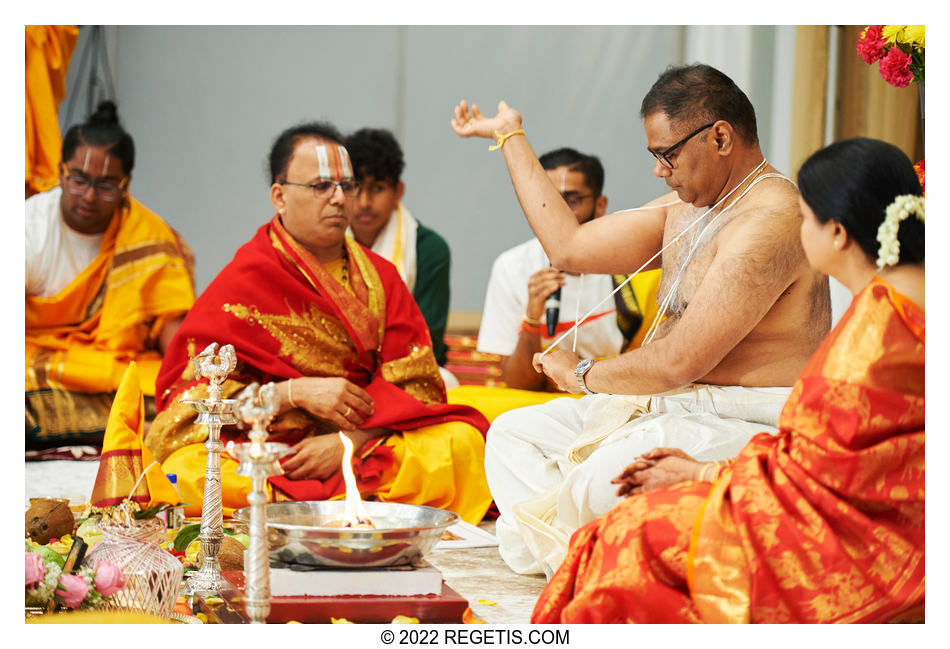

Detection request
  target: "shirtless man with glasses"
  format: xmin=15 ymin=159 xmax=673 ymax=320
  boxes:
xmin=451 ymin=63 xmax=831 ymax=576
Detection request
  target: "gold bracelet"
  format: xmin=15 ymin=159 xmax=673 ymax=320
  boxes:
xmin=287 ymin=378 xmax=298 ymax=409
xmin=488 ymin=128 xmax=525 ymax=151
xmin=698 ymin=463 xmax=714 ymax=482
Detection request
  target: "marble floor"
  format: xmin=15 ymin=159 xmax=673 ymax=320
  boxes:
xmin=427 ymin=522 xmax=547 ymax=624
xmin=25 ymin=459 xmax=546 ymax=624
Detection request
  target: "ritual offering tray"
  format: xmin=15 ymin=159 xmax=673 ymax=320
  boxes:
xmin=232 ymin=501 xmax=457 ymax=569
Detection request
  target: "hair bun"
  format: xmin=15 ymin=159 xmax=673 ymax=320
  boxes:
xmin=87 ymin=100 xmax=120 ymax=127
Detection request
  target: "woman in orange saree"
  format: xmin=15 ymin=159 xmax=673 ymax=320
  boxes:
xmin=532 ymin=137 xmax=924 ymax=623
xmin=146 ymin=122 xmax=492 ymax=524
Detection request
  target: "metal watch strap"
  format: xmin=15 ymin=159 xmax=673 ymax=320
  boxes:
xmin=575 ymin=359 xmax=595 ymax=395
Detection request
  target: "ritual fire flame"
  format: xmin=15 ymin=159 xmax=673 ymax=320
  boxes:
xmin=326 ymin=432 xmax=375 ymax=529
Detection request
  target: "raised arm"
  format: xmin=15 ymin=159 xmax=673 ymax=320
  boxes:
xmin=452 ymin=100 xmax=667 ymax=275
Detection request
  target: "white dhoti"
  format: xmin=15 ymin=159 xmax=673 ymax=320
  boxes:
xmin=484 ymin=384 xmax=791 ymax=575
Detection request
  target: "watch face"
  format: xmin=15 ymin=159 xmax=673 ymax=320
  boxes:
xmin=575 ymin=359 xmax=594 ymax=394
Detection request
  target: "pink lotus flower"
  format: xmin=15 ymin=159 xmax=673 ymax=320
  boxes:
xmin=55 ymin=573 xmax=89 ymax=609
xmin=857 ymin=25 xmax=887 ymax=64
xmin=879 ymin=47 xmax=914 ymax=88
xmin=25 ymin=552 xmax=46 ymax=588
xmin=93 ymin=560 xmax=126 ymax=597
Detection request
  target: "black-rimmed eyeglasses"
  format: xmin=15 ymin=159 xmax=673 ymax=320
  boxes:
xmin=649 ymin=122 xmax=716 ymax=169
xmin=562 ymin=193 xmax=594 ymax=209
xmin=62 ymin=175 xmax=128 ymax=202
xmin=280 ymin=179 xmax=360 ymax=198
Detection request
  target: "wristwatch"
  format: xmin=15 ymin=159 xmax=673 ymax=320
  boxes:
xmin=574 ymin=359 xmax=596 ymax=395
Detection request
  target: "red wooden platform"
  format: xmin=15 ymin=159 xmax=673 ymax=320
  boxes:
xmin=197 ymin=571 xmax=469 ymax=624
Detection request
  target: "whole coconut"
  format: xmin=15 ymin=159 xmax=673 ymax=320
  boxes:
xmin=26 ymin=498 xmax=75 ymax=544
xmin=197 ymin=534 xmax=245 ymax=572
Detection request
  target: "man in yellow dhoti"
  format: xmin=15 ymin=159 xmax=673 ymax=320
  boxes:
xmin=26 ymin=101 xmax=195 ymax=450
xmin=147 ymin=121 xmax=492 ymax=524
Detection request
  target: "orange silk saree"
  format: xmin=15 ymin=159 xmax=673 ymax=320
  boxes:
xmin=533 ymin=277 xmax=924 ymax=623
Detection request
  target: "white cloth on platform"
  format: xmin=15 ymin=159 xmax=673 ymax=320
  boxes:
xmin=476 ymin=238 xmax=622 ymax=359
xmin=485 ymin=384 xmax=791 ymax=575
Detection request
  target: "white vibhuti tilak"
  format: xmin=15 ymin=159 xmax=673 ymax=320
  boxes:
xmin=338 ymin=432 xmax=373 ymax=527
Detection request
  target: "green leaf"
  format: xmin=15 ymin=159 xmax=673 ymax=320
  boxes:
xmin=910 ymin=50 xmax=925 ymax=83
xmin=133 ymin=503 xmax=172 ymax=520
xmin=173 ymin=523 xmax=202 ymax=552
xmin=34 ymin=545 xmax=66 ymax=569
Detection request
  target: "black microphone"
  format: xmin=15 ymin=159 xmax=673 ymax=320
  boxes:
xmin=545 ymin=286 xmax=561 ymax=337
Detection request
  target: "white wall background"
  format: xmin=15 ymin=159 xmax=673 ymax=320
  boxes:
xmin=59 ymin=25 xmax=799 ymax=314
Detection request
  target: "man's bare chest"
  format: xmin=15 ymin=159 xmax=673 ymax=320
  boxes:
xmin=657 ymin=207 xmax=730 ymax=316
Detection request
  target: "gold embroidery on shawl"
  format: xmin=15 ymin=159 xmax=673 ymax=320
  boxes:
xmin=381 ymin=343 xmax=443 ymax=405
xmin=147 ymin=378 xmax=245 ymax=463
xmin=346 ymin=237 xmax=386 ymax=347
xmin=111 ymin=240 xmax=182 ymax=269
xmin=222 ymin=302 xmax=356 ymax=377
xmin=97 ymin=452 xmax=149 ymax=502
xmin=268 ymin=228 xmax=382 ymax=355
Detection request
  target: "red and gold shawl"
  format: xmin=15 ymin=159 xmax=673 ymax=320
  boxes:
xmin=534 ymin=277 xmax=924 ymax=623
xmin=148 ymin=216 xmax=488 ymax=500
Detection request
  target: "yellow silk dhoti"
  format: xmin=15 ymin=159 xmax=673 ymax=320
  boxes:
xmin=447 ymin=385 xmax=580 ymax=424
xmin=163 ymin=420 xmax=490 ymax=525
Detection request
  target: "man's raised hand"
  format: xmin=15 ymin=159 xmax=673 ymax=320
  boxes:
xmin=451 ymin=100 xmax=523 ymax=141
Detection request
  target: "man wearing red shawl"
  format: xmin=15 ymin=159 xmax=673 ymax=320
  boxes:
xmin=532 ymin=138 xmax=924 ymax=623
xmin=146 ymin=122 xmax=492 ymax=524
